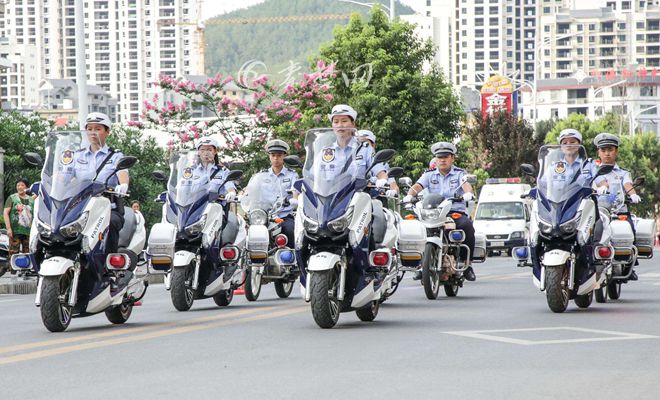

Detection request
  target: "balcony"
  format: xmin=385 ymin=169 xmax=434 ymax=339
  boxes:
xmin=567 ymin=98 xmax=588 ymax=105
xmin=647 ymin=34 xmax=660 ymax=43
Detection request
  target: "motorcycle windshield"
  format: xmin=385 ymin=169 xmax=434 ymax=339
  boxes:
xmin=536 ymin=144 xmax=589 ymax=204
xmin=302 ymin=128 xmax=358 ymax=198
xmin=167 ymin=151 xmax=216 ymax=207
xmin=240 ymin=172 xmax=282 ymax=213
xmin=41 ymin=130 xmax=95 ymax=202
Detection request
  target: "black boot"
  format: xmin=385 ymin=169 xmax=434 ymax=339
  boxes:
xmin=629 ymin=270 xmax=638 ymax=281
xmin=464 ymin=266 xmax=476 ymax=282
xmin=412 ymin=270 xmax=422 ymax=280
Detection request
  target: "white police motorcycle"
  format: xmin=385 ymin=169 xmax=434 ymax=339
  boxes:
xmin=513 ymin=144 xmax=615 ymax=313
xmin=11 ymin=131 xmax=147 ymax=332
xmin=0 ymin=229 xmax=8 ymax=277
xmin=146 ymin=150 xmax=246 ymax=311
xmin=595 ymin=178 xmax=655 ymax=302
xmin=241 ymin=171 xmax=299 ymax=300
xmin=294 ymin=128 xmax=400 ymax=328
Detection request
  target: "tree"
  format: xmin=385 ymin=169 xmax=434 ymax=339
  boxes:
xmin=460 ymin=112 xmax=545 ymax=180
xmin=106 ymin=126 xmax=169 ymax=226
xmin=316 ymin=9 xmax=464 ymax=176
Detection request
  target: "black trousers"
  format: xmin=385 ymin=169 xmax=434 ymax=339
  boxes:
xmin=106 ymin=209 xmax=124 ymax=254
xmin=280 ymin=215 xmax=295 ymax=249
xmin=453 ymin=213 xmax=475 ymax=262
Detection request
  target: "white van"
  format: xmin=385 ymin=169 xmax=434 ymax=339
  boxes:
xmin=473 ymin=178 xmax=531 ymax=256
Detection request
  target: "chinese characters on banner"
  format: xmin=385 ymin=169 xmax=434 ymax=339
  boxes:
xmin=590 ymin=66 xmax=660 ymax=81
xmin=480 ymin=75 xmax=516 ymax=119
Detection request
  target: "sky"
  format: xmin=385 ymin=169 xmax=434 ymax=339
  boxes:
xmin=202 ymin=0 xmax=424 ymax=20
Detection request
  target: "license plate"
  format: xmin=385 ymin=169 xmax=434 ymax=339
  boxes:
xmin=491 ymin=241 xmax=504 ymax=247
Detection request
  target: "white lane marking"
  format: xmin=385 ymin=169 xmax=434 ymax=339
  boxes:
xmin=443 ymin=326 xmax=659 ymax=345
xmin=0 ymin=299 xmax=20 ymax=303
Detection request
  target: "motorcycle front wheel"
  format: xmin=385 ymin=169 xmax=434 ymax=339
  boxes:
xmin=421 ymin=243 xmax=440 ymax=300
xmin=244 ymin=266 xmax=262 ymax=302
xmin=105 ymin=303 xmax=133 ymax=324
xmin=356 ymin=300 xmax=379 ymax=322
xmin=40 ymin=272 xmax=74 ymax=332
xmin=574 ymin=290 xmax=593 ymax=308
xmin=607 ymin=281 xmax=622 ymax=300
xmin=170 ymin=265 xmax=194 ymax=311
xmin=545 ymin=265 xmax=570 ymax=313
xmin=309 ymin=270 xmax=340 ymax=329
xmin=274 ymin=280 xmax=294 ymax=298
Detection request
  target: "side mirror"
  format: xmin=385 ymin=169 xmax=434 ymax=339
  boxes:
xmin=595 ymin=164 xmax=614 ymax=177
xmin=225 ymin=169 xmax=243 ymax=182
xmin=520 ymin=163 xmax=536 ymax=177
xmin=284 ymin=155 xmax=303 ymax=169
xmin=388 ymin=167 xmax=404 ymax=178
xmin=27 ymin=182 xmax=41 ymax=197
xmin=633 ymin=177 xmax=645 ymax=187
xmin=116 ymin=156 xmax=138 ymax=170
xmin=373 ymin=149 xmax=396 ymax=164
xmin=24 ymin=152 xmax=44 ymax=167
xmin=226 ymin=161 xmax=245 ymax=171
xmin=464 ymin=174 xmax=477 ymax=184
xmin=293 ymin=179 xmax=303 ymax=193
xmin=398 ymin=177 xmax=412 ymax=188
xmin=152 ymin=170 xmax=168 ymax=182
xmin=155 ymin=191 xmax=167 ymax=203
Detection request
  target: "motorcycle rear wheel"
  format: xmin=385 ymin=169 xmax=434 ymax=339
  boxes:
xmin=574 ymin=290 xmax=593 ymax=308
xmin=41 ymin=273 xmax=74 ymax=332
xmin=356 ymin=300 xmax=379 ymax=322
xmin=244 ymin=267 xmax=262 ymax=302
xmin=105 ymin=303 xmax=133 ymax=324
xmin=310 ymin=270 xmax=340 ymax=329
xmin=213 ymin=289 xmax=234 ymax=306
xmin=594 ymin=286 xmax=607 ymax=303
xmin=545 ymin=265 xmax=569 ymax=313
xmin=421 ymin=243 xmax=440 ymax=300
xmin=170 ymin=265 xmax=194 ymax=311
xmin=607 ymin=281 xmax=622 ymax=300
xmin=274 ymin=280 xmax=294 ymax=298
xmin=444 ymin=282 xmax=460 ymax=297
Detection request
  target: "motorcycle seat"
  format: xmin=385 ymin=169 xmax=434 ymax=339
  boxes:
xmin=118 ymin=207 xmax=138 ymax=248
xmin=222 ymin=211 xmax=239 ymax=245
xmin=371 ymin=199 xmax=386 ymax=246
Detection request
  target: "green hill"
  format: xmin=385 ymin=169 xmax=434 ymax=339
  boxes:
xmin=204 ymin=0 xmax=414 ymax=81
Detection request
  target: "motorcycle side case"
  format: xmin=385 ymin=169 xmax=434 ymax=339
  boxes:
xmin=397 ymin=219 xmax=426 ymax=266
xmin=635 ymin=218 xmax=657 ymax=259
xmin=247 ymin=224 xmax=269 ymax=261
xmin=609 ymin=219 xmax=634 ymax=248
xmin=147 ymin=222 xmax=176 ymax=272
xmin=473 ymin=232 xmax=487 ymax=263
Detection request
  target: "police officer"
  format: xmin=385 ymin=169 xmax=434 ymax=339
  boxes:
xmin=357 ymin=129 xmax=399 ymax=198
xmin=262 ymin=139 xmax=299 ymax=246
xmin=74 ymin=112 xmax=128 ymax=255
xmin=402 ymin=142 xmax=477 ymax=281
xmin=593 ymin=133 xmax=641 ymax=280
xmin=323 ymin=104 xmax=389 ymax=185
xmin=189 ymin=138 xmax=237 ymax=200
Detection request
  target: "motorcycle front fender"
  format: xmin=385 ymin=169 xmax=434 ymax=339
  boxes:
xmin=307 ymin=252 xmax=341 ymax=272
xmin=39 ymin=256 xmax=75 ymax=277
xmin=173 ymin=250 xmax=196 ymax=268
xmin=542 ymin=249 xmax=571 ymax=267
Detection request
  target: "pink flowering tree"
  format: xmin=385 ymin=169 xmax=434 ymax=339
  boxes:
xmin=136 ymin=60 xmax=337 ymax=175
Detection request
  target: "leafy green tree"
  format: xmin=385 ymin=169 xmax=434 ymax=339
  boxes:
xmin=316 ymin=9 xmax=464 ymax=176
xmin=460 ymin=112 xmax=544 ymax=180
xmin=107 ymin=126 xmax=169 ymax=227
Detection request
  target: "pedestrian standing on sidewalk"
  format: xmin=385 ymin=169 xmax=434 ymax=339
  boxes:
xmin=3 ymin=179 xmax=35 ymax=272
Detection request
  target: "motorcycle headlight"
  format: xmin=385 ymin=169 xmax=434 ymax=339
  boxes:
xmin=511 ymin=231 xmax=525 ymax=239
xmin=37 ymin=219 xmax=53 ymax=238
xmin=248 ymin=209 xmax=268 ymax=226
xmin=185 ymin=214 xmax=207 ymax=237
xmin=560 ymin=212 xmax=581 ymax=235
xmin=302 ymin=213 xmax=319 ymax=234
xmin=328 ymin=207 xmax=354 ymax=233
xmin=59 ymin=211 xmax=89 ymax=238
xmin=538 ymin=218 xmax=553 ymax=235
xmin=420 ymin=208 xmax=442 ymax=223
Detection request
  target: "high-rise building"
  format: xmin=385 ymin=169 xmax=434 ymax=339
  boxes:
xmin=1 ymin=0 xmax=203 ymax=121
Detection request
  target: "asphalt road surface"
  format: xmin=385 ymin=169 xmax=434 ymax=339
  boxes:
xmin=1 ymin=251 xmax=658 ymax=400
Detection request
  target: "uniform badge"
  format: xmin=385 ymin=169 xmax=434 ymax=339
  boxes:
xmin=554 ymin=161 xmax=566 ymax=174
xmin=283 ymin=178 xmax=291 ymax=183
xmin=61 ymin=150 xmax=74 ymax=165
xmin=322 ymin=148 xmax=335 ymax=162
xmin=431 ymin=179 xmax=439 ymax=184
xmin=355 ymin=154 xmax=363 ymax=160
xmin=182 ymin=167 xmax=193 ymax=179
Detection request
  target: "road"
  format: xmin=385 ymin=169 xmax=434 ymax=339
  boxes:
xmin=1 ymin=252 xmax=658 ymax=399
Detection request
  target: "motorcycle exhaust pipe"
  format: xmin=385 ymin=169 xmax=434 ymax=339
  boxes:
xmin=68 ymin=267 xmax=81 ymax=307
xmin=337 ymin=262 xmax=347 ymax=302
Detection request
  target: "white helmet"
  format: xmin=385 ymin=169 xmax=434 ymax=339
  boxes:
xmin=357 ymin=129 xmax=376 ymax=144
xmin=328 ymin=104 xmax=358 ymax=123
xmin=558 ymin=128 xmax=582 ymax=143
xmin=85 ymin=112 xmax=112 ymax=130
xmin=196 ymin=137 xmax=220 ymax=150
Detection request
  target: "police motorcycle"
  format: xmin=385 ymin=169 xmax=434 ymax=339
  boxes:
xmin=147 ymin=150 xmax=246 ymax=311
xmin=241 ymin=170 xmax=299 ymax=301
xmin=513 ymin=144 xmax=616 ymax=313
xmin=10 ymin=131 xmax=147 ymax=332
xmin=294 ymin=128 xmax=400 ymax=328
xmin=594 ymin=177 xmax=655 ymax=302
xmin=401 ymin=178 xmax=486 ymax=300
xmin=0 ymin=229 xmax=9 ymax=277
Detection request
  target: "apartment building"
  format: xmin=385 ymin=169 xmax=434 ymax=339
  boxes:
xmin=0 ymin=37 xmax=39 ymax=109
xmin=1 ymin=0 xmax=203 ymax=122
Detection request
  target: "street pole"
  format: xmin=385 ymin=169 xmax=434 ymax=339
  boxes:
xmin=390 ymin=0 xmax=395 ymax=21
xmin=75 ymin=0 xmax=88 ymax=129
xmin=0 ymin=148 xmax=4 ymax=211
